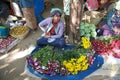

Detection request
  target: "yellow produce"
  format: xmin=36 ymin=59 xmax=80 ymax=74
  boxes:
xmin=10 ymin=26 xmax=29 ymax=35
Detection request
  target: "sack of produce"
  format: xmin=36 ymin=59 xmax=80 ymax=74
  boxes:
xmin=10 ymin=26 xmax=29 ymax=39
xmin=82 ymin=11 xmax=105 ymax=25
xmin=0 ymin=23 xmax=10 ymax=38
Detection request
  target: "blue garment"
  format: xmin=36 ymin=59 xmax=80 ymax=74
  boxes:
xmin=34 ymin=0 xmax=44 ymax=23
xmin=99 ymin=8 xmax=117 ymax=30
xmin=20 ymin=0 xmax=44 ymax=23
xmin=20 ymin=0 xmax=34 ymax=8
xmin=37 ymin=36 xmax=66 ymax=48
xmin=111 ymin=11 xmax=120 ymax=23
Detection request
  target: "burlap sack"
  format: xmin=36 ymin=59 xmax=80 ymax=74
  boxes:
xmin=82 ymin=11 xmax=105 ymax=25
xmin=22 ymin=8 xmax=37 ymax=30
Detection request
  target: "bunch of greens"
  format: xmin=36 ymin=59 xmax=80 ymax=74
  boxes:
xmin=32 ymin=46 xmax=63 ymax=66
xmin=97 ymin=35 xmax=120 ymax=44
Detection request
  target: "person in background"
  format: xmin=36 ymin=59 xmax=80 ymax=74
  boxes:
xmin=98 ymin=1 xmax=120 ymax=36
xmin=85 ymin=0 xmax=99 ymax=11
xmin=0 ymin=1 xmax=10 ymax=21
xmin=37 ymin=8 xmax=66 ymax=48
xmin=98 ymin=0 xmax=116 ymax=12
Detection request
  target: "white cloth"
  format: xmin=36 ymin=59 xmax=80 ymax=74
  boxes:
xmin=63 ymin=0 xmax=71 ymax=15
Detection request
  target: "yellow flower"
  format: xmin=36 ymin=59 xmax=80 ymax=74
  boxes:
xmin=66 ymin=63 xmax=73 ymax=68
xmin=62 ymin=54 xmax=89 ymax=75
xmin=81 ymin=37 xmax=91 ymax=49
xmin=72 ymin=71 xmax=78 ymax=75
xmin=81 ymin=64 xmax=89 ymax=71
xmin=68 ymin=67 xmax=74 ymax=72
xmin=79 ymin=55 xmax=86 ymax=61
xmin=71 ymin=58 xmax=76 ymax=62
xmin=75 ymin=65 xmax=81 ymax=71
xmin=63 ymin=60 xmax=67 ymax=65
xmin=83 ymin=42 xmax=91 ymax=48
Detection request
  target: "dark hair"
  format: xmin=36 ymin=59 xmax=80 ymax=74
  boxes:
xmin=51 ymin=10 xmax=62 ymax=17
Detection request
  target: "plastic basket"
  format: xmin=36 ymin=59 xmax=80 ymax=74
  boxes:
xmin=26 ymin=44 xmax=104 ymax=80
xmin=0 ymin=23 xmax=10 ymax=38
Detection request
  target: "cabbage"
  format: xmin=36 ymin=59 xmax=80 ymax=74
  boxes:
xmin=80 ymin=23 xmax=96 ymax=38
xmin=80 ymin=25 xmax=85 ymax=29
xmin=80 ymin=30 xmax=85 ymax=36
xmin=91 ymin=32 xmax=97 ymax=37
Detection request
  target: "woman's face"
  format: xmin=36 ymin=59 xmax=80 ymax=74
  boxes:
xmin=118 ymin=9 xmax=120 ymax=14
xmin=52 ymin=15 xmax=61 ymax=23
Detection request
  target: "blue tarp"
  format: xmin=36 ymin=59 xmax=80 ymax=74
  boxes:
xmin=26 ymin=44 xmax=104 ymax=80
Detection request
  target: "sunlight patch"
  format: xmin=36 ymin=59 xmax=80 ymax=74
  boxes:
xmin=0 ymin=64 xmax=9 ymax=69
xmin=11 ymin=45 xmax=35 ymax=60
xmin=0 ymin=54 xmax=9 ymax=60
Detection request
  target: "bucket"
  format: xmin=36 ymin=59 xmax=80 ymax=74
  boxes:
xmin=0 ymin=23 xmax=10 ymax=38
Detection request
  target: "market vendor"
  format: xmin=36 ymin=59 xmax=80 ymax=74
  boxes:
xmin=98 ymin=1 xmax=120 ymax=36
xmin=37 ymin=8 xmax=66 ymax=48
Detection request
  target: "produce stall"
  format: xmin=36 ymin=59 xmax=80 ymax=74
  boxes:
xmin=0 ymin=18 xmax=29 ymax=53
xmin=25 ymin=36 xmax=104 ymax=80
xmin=0 ymin=36 xmax=20 ymax=53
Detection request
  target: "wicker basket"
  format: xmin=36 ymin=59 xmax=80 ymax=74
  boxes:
xmin=10 ymin=26 xmax=29 ymax=40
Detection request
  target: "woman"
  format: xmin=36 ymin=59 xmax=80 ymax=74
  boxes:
xmin=98 ymin=1 xmax=120 ymax=36
xmin=37 ymin=8 xmax=66 ymax=48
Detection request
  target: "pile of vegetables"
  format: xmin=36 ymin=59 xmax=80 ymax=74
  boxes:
xmin=91 ymin=39 xmax=110 ymax=55
xmin=27 ymin=39 xmax=94 ymax=76
xmin=10 ymin=26 xmax=29 ymax=36
xmin=0 ymin=36 xmax=16 ymax=50
xmin=27 ymin=46 xmax=66 ymax=76
xmin=80 ymin=23 xmax=97 ymax=39
xmin=96 ymin=36 xmax=120 ymax=58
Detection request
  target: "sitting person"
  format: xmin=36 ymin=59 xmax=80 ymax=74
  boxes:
xmin=98 ymin=1 xmax=120 ymax=36
xmin=37 ymin=8 xmax=66 ymax=48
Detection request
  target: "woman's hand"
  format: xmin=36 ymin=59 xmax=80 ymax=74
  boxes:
xmin=113 ymin=27 xmax=120 ymax=34
xmin=45 ymin=32 xmax=51 ymax=38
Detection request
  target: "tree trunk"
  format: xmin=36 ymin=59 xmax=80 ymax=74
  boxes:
xmin=68 ymin=0 xmax=83 ymax=44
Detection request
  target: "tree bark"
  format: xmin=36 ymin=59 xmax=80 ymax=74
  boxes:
xmin=68 ymin=0 xmax=83 ymax=44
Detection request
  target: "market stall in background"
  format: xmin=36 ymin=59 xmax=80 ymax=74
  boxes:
xmin=0 ymin=0 xmax=47 ymax=53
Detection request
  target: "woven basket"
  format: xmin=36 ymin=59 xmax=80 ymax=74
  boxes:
xmin=10 ymin=26 xmax=29 ymax=40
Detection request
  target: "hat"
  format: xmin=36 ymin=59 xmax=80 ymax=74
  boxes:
xmin=115 ymin=0 xmax=120 ymax=10
xmin=50 ymin=8 xmax=62 ymax=17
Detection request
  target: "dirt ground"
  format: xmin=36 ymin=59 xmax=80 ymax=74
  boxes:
xmin=0 ymin=0 xmax=120 ymax=80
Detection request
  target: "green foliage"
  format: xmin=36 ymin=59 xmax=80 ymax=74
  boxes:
xmin=31 ymin=43 xmax=93 ymax=66
xmin=97 ymin=35 xmax=120 ymax=44
xmin=63 ymin=49 xmax=80 ymax=61
xmin=32 ymin=46 xmax=53 ymax=66
xmin=32 ymin=46 xmax=64 ymax=66
xmin=75 ymin=43 xmax=93 ymax=54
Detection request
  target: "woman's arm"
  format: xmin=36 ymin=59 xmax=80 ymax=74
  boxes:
xmin=106 ymin=8 xmax=116 ymax=30
xmin=38 ymin=17 xmax=52 ymax=32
